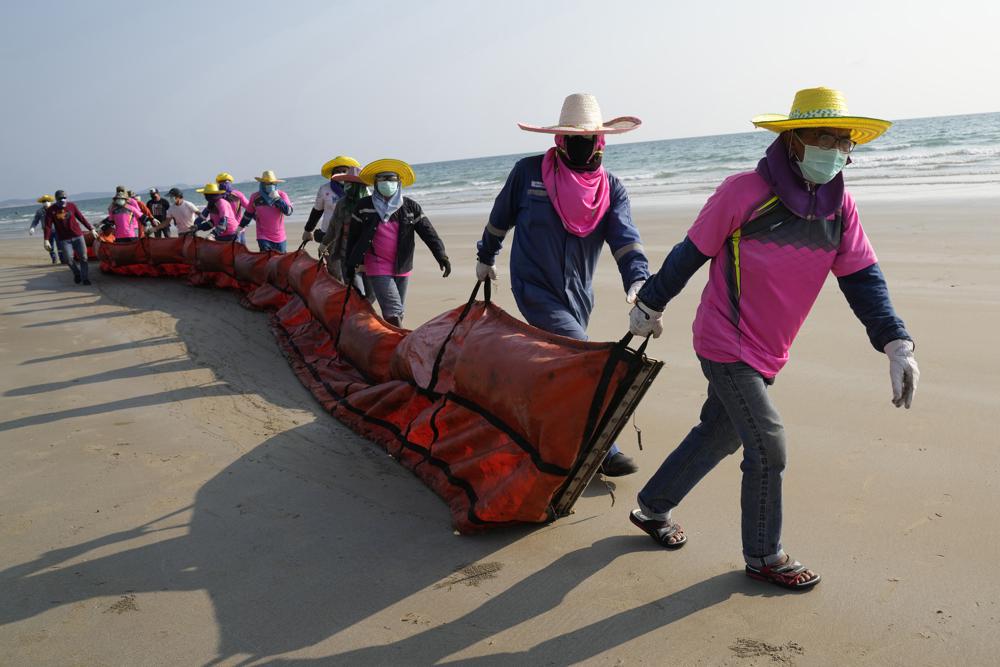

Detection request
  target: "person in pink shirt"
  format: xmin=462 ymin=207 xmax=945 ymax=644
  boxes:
xmin=100 ymin=193 xmax=147 ymax=242
xmin=216 ymin=172 xmax=250 ymax=244
xmin=627 ymin=88 xmax=920 ymax=591
xmin=239 ymin=170 xmax=293 ymax=252
xmin=194 ymin=182 xmax=239 ymax=241
xmin=344 ymin=159 xmax=450 ymax=327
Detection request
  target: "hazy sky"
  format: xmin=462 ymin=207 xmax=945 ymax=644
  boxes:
xmin=2 ymin=0 xmax=998 ymax=200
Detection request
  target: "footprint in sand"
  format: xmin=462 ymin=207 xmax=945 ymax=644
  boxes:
xmin=104 ymin=593 xmax=138 ymax=615
xmin=729 ymin=638 xmax=804 ymax=664
xmin=433 ymin=561 xmax=504 ymax=590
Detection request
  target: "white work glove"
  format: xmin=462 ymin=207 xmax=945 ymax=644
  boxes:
xmin=301 ymin=229 xmax=313 ymax=242
xmin=629 ymin=300 xmax=663 ymax=338
xmin=476 ymin=261 xmax=497 ymax=282
xmin=43 ymin=239 xmax=52 ymax=252
xmin=884 ymin=339 xmax=919 ymax=409
xmin=626 ymin=279 xmax=646 ymax=304
xmin=29 ymin=227 xmax=36 ymax=236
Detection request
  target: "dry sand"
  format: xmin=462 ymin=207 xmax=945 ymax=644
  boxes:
xmin=1 ymin=199 xmax=999 ymax=665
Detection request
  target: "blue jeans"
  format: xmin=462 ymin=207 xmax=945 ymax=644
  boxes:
xmin=638 ymin=357 xmax=787 ymax=561
xmin=257 ymin=239 xmax=287 ymax=253
xmin=49 ymin=230 xmax=65 ymax=262
xmin=368 ymin=275 xmax=409 ymax=323
xmin=59 ymin=236 xmax=89 ymax=282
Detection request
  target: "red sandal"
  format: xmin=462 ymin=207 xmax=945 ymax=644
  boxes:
xmin=745 ymin=555 xmax=820 ymax=590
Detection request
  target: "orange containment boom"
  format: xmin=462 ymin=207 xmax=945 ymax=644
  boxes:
xmin=97 ymin=237 xmax=663 ymax=533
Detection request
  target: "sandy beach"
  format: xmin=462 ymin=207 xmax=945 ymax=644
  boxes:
xmin=2 ymin=199 xmax=999 ymax=665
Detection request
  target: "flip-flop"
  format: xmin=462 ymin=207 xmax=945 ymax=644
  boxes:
xmin=629 ymin=509 xmax=687 ymax=549
xmin=745 ymin=556 xmax=821 ymax=590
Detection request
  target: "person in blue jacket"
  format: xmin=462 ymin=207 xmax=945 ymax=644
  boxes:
xmin=475 ymin=93 xmax=650 ymax=477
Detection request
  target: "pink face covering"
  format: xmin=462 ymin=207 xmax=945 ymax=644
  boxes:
xmin=540 ymin=134 xmax=611 ymax=237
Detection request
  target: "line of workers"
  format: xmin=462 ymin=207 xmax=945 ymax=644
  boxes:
xmin=32 ymin=90 xmax=921 ymax=592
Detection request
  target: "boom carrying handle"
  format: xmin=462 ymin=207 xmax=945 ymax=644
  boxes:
xmin=469 ymin=279 xmax=492 ymax=305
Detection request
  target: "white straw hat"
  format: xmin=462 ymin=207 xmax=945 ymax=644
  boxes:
xmin=518 ymin=93 xmax=641 ymax=135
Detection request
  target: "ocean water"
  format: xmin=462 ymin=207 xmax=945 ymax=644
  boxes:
xmin=2 ymin=111 xmax=996 ymax=239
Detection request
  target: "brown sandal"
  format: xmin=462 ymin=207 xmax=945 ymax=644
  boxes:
xmin=629 ymin=509 xmax=687 ymax=549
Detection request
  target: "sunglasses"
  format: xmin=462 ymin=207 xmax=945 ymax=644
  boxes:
xmin=795 ymin=129 xmax=857 ymax=154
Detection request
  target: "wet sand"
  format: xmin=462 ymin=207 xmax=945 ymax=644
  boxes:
xmin=2 ymin=199 xmax=999 ymax=665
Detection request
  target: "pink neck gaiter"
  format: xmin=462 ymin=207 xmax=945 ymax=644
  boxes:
xmin=541 ymin=135 xmax=610 ymax=237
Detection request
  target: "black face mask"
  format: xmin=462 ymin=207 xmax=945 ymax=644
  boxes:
xmin=560 ymin=135 xmax=602 ymax=171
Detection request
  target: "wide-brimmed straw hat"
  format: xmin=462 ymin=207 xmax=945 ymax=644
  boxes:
xmin=196 ymin=182 xmax=226 ymax=196
xmin=254 ymin=170 xmax=285 ymax=184
xmin=359 ymin=159 xmax=415 ymax=188
xmin=321 ymin=156 xmax=362 ymax=179
xmin=517 ymin=93 xmax=641 ymax=135
xmin=215 ymin=172 xmax=234 ymax=183
xmin=37 ymin=194 xmax=55 ymax=203
xmin=751 ymin=87 xmax=892 ymax=145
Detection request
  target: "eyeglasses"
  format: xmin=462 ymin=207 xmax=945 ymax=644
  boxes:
xmin=795 ymin=129 xmax=856 ymax=154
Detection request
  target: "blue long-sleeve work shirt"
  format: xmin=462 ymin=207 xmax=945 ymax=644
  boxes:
xmin=477 ymin=155 xmax=649 ymax=340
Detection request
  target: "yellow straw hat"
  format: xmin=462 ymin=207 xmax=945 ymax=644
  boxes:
xmin=37 ymin=194 xmax=55 ymax=203
xmin=751 ymin=87 xmax=891 ymax=145
xmin=321 ymin=156 xmax=362 ymax=179
xmin=196 ymin=182 xmax=226 ymax=195
xmin=254 ymin=170 xmax=285 ymax=184
xmin=215 ymin=172 xmax=234 ymax=183
xmin=359 ymin=159 xmax=415 ymax=188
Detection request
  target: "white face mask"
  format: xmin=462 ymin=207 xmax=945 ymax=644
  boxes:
xmin=376 ymin=180 xmax=398 ymax=197
xmin=114 ymin=198 xmax=126 ymax=208
xmin=43 ymin=202 xmax=51 ymax=208
xmin=794 ymin=132 xmax=850 ymax=184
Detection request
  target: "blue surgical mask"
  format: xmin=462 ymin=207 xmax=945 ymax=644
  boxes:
xmin=376 ymin=181 xmax=398 ymax=197
xmin=796 ymin=142 xmax=848 ymax=185
xmin=263 ymin=184 xmax=277 ymax=195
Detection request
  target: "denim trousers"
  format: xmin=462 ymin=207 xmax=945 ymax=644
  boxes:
xmin=368 ymin=275 xmax=409 ymax=323
xmin=638 ymin=356 xmax=787 ymax=560
xmin=59 ymin=236 xmax=89 ymax=281
xmin=257 ymin=239 xmax=287 ymax=253
xmin=48 ymin=229 xmax=61 ymax=261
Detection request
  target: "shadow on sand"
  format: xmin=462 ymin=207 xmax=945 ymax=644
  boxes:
xmin=0 ymin=263 xmax=772 ymax=664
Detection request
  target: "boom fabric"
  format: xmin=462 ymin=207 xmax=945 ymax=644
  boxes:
xmin=98 ymin=237 xmax=661 ymax=533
